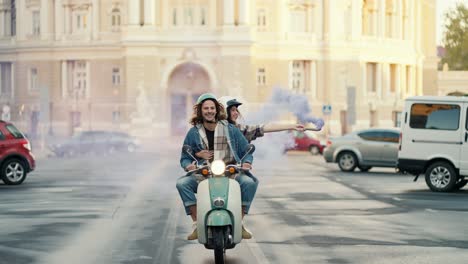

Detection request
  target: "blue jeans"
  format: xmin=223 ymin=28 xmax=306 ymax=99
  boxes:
xmin=176 ymin=174 xmax=259 ymax=215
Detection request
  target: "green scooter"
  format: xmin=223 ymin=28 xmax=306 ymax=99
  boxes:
xmin=183 ymin=144 xmax=255 ymax=264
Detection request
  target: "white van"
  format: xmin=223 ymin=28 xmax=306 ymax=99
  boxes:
xmin=398 ymin=96 xmax=468 ymax=192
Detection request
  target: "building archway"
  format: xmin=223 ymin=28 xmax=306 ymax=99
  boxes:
xmin=168 ymin=62 xmax=211 ymax=135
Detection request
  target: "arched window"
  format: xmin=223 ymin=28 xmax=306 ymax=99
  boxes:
xmin=111 ymin=8 xmax=121 ymax=31
xmin=362 ymin=0 xmax=377 ymax=36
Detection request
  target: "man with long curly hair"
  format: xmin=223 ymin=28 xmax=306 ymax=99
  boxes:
xmin=176 ymin=93 xmax=258 ymax=240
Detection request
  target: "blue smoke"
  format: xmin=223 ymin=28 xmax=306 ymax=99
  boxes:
xmin=245 ymin=87 xmax=324 ymax=129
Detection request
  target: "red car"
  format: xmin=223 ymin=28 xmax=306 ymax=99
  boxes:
xmin=0 ymin=121 xmax=35 ymax=185
xmin=287 ymin=131 xmax=325 ymax=155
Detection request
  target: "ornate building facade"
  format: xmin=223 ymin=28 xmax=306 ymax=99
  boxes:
xmin=0 ymin=0 xmax=437 ymax=137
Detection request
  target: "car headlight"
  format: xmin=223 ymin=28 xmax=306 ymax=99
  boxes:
xmin=213 ymin=197 xmax=225 ymax=208
xmin=211 ymin=160 xmax=226 ymax=176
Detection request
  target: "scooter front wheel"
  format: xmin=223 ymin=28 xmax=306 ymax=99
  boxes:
xmin=213 ymin=227 xmax=225 ymax=264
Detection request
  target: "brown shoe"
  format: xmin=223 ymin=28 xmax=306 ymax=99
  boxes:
xmin=242 ymin=225 xmax=252 ymax=239
xmin=187 ymin=223 xmax=198 ymax=240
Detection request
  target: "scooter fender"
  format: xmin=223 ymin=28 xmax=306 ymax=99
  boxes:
xmin=197 ymin=178 xmax=243 ymax=244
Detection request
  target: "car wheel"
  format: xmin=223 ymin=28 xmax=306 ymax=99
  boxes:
xmin=425 ymin=161 xmax=457 ymax=192
xmin=358 ymin=165 xmax=372 ymax=172
xmin=337 ymin=152 xmax=357 ymax=172
xmin=127 ymin=144 xmax=136 ymax=153
xmin=1 ymin=159 xmax=27 ymax=185
xmin=454 ymin=179 xmax=468 ymax=190
xmin=309 ymin=146 xmax=320 ymax=155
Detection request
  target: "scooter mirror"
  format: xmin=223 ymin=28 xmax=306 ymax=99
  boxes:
xmin=182 ymin=145 xmax=193 ymax=155
xmin=240 ymin=144 xmax=256 ymax=162
xmin=245 ymin=144 xmax=255 ymax=154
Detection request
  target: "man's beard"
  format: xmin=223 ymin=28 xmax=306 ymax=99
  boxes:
xmin=203 ymin=115 xmax=217 ymax=123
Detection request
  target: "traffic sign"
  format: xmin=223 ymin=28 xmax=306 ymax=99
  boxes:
xmin=322 ymin=104 xmax=332 ymax=115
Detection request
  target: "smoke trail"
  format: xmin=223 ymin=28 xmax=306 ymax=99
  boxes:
xmin=238 ymin=87 xmax=324 ymax=162
xmin=245 ymin=87 xmax=324 ymax=129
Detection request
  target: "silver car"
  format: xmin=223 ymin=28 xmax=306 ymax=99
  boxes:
xmin=323 ymin=128 xmax=400 ymax=172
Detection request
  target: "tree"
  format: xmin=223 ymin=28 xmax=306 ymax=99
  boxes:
xmin=441 ymin=3 xmax=468 ymax=70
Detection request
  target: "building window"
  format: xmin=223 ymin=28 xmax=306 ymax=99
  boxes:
xmin=200 ymin=7 xmax=206 ymax=25
xmin=289 ymin=9 xmax=307 ymax=32
xmin=173 ymin=8 xmax=177 ymax=26
xmin=257 ymin=68 xmax=266 ymax=86
xmin=389 ymin=64 xmax=397 ymax=93
xmin=362 ymin=0 xmax=377 ymax=36
xmin=292 ymin=61 xmax=306 ymax=92
xmin=184 ymin=7 xmax=194 ymax=25
xmin=257 ymin=9 xmax=266 ymax=30
xmin=29 ymin=68 xmax=38 ymax=92
xmin=112 ymin=68 xmax=121 ymax=86
xmin=68 ymin=61 xmax=88 ymax=99
xmin=111 ymin=8 xmax=121 ymax=31
xmin=0 ymin=63 xmax=12 ymax=97
xmin=11 ymin=0 xmax=16 ymax=36
xmin=367 ymin=62 xmax=377 ymax=92
xmin=73 ymin=11 xmax=88 ymax=33
xmin=32 ymin=10 xmax=40 ymax=35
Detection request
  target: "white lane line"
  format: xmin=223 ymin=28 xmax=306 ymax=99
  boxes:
xmin=245 ymin=237 xmax=271 ymax=264
xmin=153 ymin=198 xmax=181 ymax=264
xmin=369 ymin=190 xmax=376 ymax=193
xmin=425 ymin=208 xmax=438 ymax=213
xmin=392 ymin=197 xmax=402 ymax=201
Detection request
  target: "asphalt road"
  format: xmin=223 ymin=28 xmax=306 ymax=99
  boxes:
xmin=1 ymin=149 xmax=468 ymax=264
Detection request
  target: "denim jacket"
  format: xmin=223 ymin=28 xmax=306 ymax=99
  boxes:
xmin=180 ymin=121 xmax=254 ymax=170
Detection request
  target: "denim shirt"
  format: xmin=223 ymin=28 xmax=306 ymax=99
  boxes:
xmin=180 ymin=122 xmax=254 ymax=170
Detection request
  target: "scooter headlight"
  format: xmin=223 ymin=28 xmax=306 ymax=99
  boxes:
xmin=211 ymin=160 xmax=226 ymax=176
xmin=213 ymin=197 xmax=225 ymax=208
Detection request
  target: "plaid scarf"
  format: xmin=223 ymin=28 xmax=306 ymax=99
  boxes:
xmin=197 ymin=120 xmax=235 ymax=165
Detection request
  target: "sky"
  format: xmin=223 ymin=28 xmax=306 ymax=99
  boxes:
xmin=437 ymin=0 xmax=468 ymax=45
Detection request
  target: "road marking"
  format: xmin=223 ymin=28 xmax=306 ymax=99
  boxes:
xmin=392 ymin=197 xmax=402 ymax=201
xmin=245 ymin=237 xmax=271 ymax=264
xmin=153 ymin=198 xmax=181 ymax=264
xmin=369 ymin=190 xmax=376 ymax=193
xmin=425 ymin=208 xmax=438 ymax=213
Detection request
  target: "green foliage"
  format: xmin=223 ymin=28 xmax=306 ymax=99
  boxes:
xmin=441 ymin=3 xmax=468 ymax=70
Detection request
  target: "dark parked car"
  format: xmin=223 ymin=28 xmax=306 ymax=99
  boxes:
xmin=286 ymin=131 xmax=325 ymax=155
xmin=50 ymin=131 xmax=140 ymax=157
xmin=0 ymin=120 xmax=35 ymax=185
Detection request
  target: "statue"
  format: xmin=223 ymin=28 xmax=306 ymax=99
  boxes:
xmin=133 ymin=84 xmax=154 ymax=120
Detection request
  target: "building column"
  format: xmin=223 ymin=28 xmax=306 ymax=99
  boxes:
xmin=10 ymin=63 xmax=15 ymax=99
xmin=128 ymin=0 xmax=141 ymax=25
xmin=40 ymin=0 xmax=49 ymax=40
xmin=86 ymin=61 xmax=90 ymax=99
xmin=55 ymin=0 xmax=63 ymax=40
xmin=61 ymin=61 xmax=67 ymax=98
xmin=0 ymin=64 xmax=3 ymax=95
xmin=144 ymin=0 xmax=155 ymax=26
xmin=0 ymin=11 xmax=5 ymax=37
xmin=416 ymin=64 xmax=423 ymax=95
xmin=210 ymin=0 xmax=217 ymax=29
xmin=92 ymin=0 xmax=99 ymax=39
xmin=311 ymin=61 xmax=317 ymax=98
xmin=395 ymin=64 xmax=401 ymax=99
xmin=64 ymin=5 xmax=71 ymax=34
xmin=161 ymin=0 xmax=168 ymax=28
xmin=397 ymin=0 xmax=402 ymax=39
xmin=382 ymin=63 xmax=390 ymax=97
xmin=376 ymin=63 xmax=382 ymax=99
xmin=16 ymin=0 xmax=25 ymax=40
xmin=223 ymin=0 xmax=234 ymax=25
xmin=238 ymin=0 xmax=249 ymax=25
xmin=379 ymin=0 xmax=386 ymax=38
